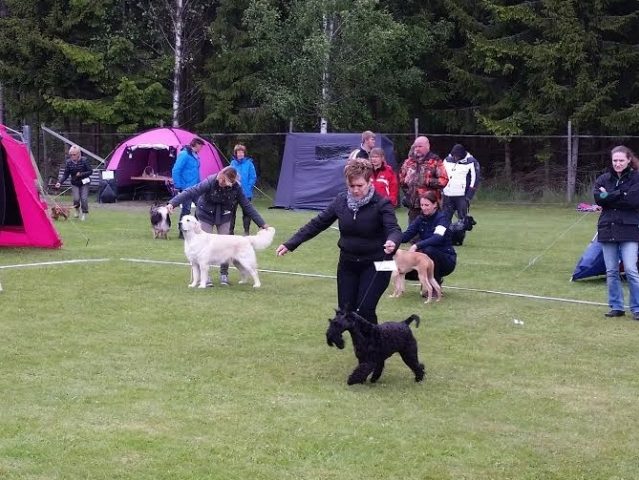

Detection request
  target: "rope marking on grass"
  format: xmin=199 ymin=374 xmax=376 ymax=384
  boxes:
xmin=443 ymin=285 xmax=607 ymax=307
xmin=519 ymin=211 xmax=592 ymax=274
xmin=119 ymin=257 xmax=606 ymax=307
xmin=0 ymin=258 xmax=111 ymax=269
xmin=2 ymin=256 xmax=606 ymax=307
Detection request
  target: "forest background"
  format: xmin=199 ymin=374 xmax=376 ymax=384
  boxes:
xmin=0 ymin=0 xmax=638 ymax=197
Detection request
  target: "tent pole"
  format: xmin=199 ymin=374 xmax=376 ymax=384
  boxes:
xmin=40 ymin=124 xmax=106 ymax=166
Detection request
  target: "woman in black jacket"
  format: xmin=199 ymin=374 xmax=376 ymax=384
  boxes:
xmin=167 ymin=166 xmax=270 ymax=286
xmin=55 ymin=145 xmax=93 ymax=220
xmin=276 ymin=158 xmax=402 ymax=324
xmin=593 ymin=145 xmax=639 ymax=320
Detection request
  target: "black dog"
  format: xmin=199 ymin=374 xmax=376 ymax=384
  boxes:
xmin=450 ymin=215 xmax=476 ymax=246
xmin=326 ymin=310 xmax=425 ymax=385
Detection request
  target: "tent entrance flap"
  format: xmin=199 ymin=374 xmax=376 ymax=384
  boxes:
xmin=0 ymin=124 xmax=62 ymax=248
xmin=0 ymin=142 xmax=24 ymax=228
xmin=124 ymin=146 xmax=176 ymax=179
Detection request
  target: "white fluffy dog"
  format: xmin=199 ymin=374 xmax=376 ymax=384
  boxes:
xmin=180 ymin=215 xmax=275 ymax=288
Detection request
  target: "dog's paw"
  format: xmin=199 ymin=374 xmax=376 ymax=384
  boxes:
xmin=188 ymin=283 xmax=197 ymax=288
xmin=238 ymin=279 xmax=247 ymax=284
xmin=252 ymin=283 xmax=261 ymax=288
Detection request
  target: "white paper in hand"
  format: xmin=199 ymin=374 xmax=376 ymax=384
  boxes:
xmin=374 ymin=260 xmax=397 ymax=272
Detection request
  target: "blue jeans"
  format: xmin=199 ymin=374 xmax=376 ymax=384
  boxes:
xmin=601 ymin=241 xmax=639 ymax=312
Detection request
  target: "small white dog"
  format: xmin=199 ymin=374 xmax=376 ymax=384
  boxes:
xmin=180 ymin=215 xmax=275 ymax=288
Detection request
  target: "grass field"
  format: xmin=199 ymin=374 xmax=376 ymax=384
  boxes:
xmin=1 ymin=198 xmax=638 ymax=479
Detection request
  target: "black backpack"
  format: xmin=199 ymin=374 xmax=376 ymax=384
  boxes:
xmin=98 ymin=181 xmax=117 ymax=203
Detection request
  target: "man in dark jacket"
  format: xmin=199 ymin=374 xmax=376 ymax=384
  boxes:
xmin=55 ymin=145 xmax=93 ymax=221
xmin=349 ymin=131 xmax=376 ymax=160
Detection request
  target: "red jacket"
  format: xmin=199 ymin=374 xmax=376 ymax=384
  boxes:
xmin=371 ymin=162 xmax=399 ymax=207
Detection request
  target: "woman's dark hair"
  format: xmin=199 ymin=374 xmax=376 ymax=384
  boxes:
xmin=420 ymin=191 xmax=439 ymax=206
xmin=218 ymin=166 xmax=238 ymax=184
xmin=190 ymin=137 xmax=205 ymax=148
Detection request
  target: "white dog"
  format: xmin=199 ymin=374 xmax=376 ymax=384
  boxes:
xmin=180 ymin=215 xmax=275 ymax=288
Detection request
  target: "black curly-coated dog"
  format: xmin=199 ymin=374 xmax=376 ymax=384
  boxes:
xmin=326 ymin=309 xmax=425 ymax=385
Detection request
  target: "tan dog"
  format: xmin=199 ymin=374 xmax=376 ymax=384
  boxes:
xmin=51 ymin=204 xmax=70 ymax=221
xmin=390 ymin=249 xmax=442 ymax=304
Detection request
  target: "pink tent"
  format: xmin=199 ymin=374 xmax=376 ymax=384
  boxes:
xmin=106 ymin=127 xmax=225 ymax=188
xmin=0 ymin=125 xmax=62 ymax=248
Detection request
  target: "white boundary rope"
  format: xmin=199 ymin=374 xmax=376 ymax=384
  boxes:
xmin=119 ymin=257 xmax=606 ymax=307
xmin=518 ymin=212 xmax=592 ymax=274
xmin=0 ymin=256 xmax=606 ymax=307
xmin=0 ymin=258 xmax=110 ymax=269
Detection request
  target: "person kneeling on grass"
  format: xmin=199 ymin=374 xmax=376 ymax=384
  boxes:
xmin=167 ymin=166 xmax=270 ymax=287
xmin=400 ymin=191 xmax=456 ymax=289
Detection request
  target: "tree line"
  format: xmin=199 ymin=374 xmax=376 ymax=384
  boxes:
xmin=0 ymin=0 xmax=637 ymax=190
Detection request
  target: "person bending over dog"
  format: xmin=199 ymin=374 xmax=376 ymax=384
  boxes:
xmin=167 ymin=166 xmax=270 ymax=286
xmin=276 ymin=158 xmax=402 ymax=324
xmin=400 ymin=191 xmax=456 ymax=287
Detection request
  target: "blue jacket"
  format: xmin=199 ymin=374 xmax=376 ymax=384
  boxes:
xmin=172 ymin=146 xmax=201 ymax=189
xmin=401 ymin=209 xmax=456 ymax=258
xmin=230 ymin=156 xmax=257 ymax=199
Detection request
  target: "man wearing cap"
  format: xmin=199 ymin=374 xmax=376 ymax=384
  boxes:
xmin=442 ymin=143 xmax=480 ymax=224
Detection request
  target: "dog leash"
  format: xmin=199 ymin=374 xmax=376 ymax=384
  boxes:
xmin=42 ymin=186 xmax=91 ymax=247
xmin=355 ymin=252 xmax=393 ymax=314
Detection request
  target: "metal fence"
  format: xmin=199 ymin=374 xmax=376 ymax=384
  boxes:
xmin=31 ymin=124 xmax=639 ymax=197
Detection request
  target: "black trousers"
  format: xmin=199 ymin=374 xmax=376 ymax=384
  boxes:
xmin=229 ymin=201 xmax=253 ymax=235
xmin=336 ymin=259 xmax=392 ymax=324
xmin=443 ymin=196 xmax=469 ymax=222
xmin=419 ymin=247 xmax=456 ymax=283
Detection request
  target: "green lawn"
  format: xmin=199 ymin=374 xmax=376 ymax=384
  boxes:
xmin=1 ymin=198 xmax=637 ymax=480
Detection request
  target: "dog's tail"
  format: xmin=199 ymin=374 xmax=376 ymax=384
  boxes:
xmin=403 ymin=314 xmax=420 ymax=328
xmin=248 ymin=227 xmax=276 ymax=250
